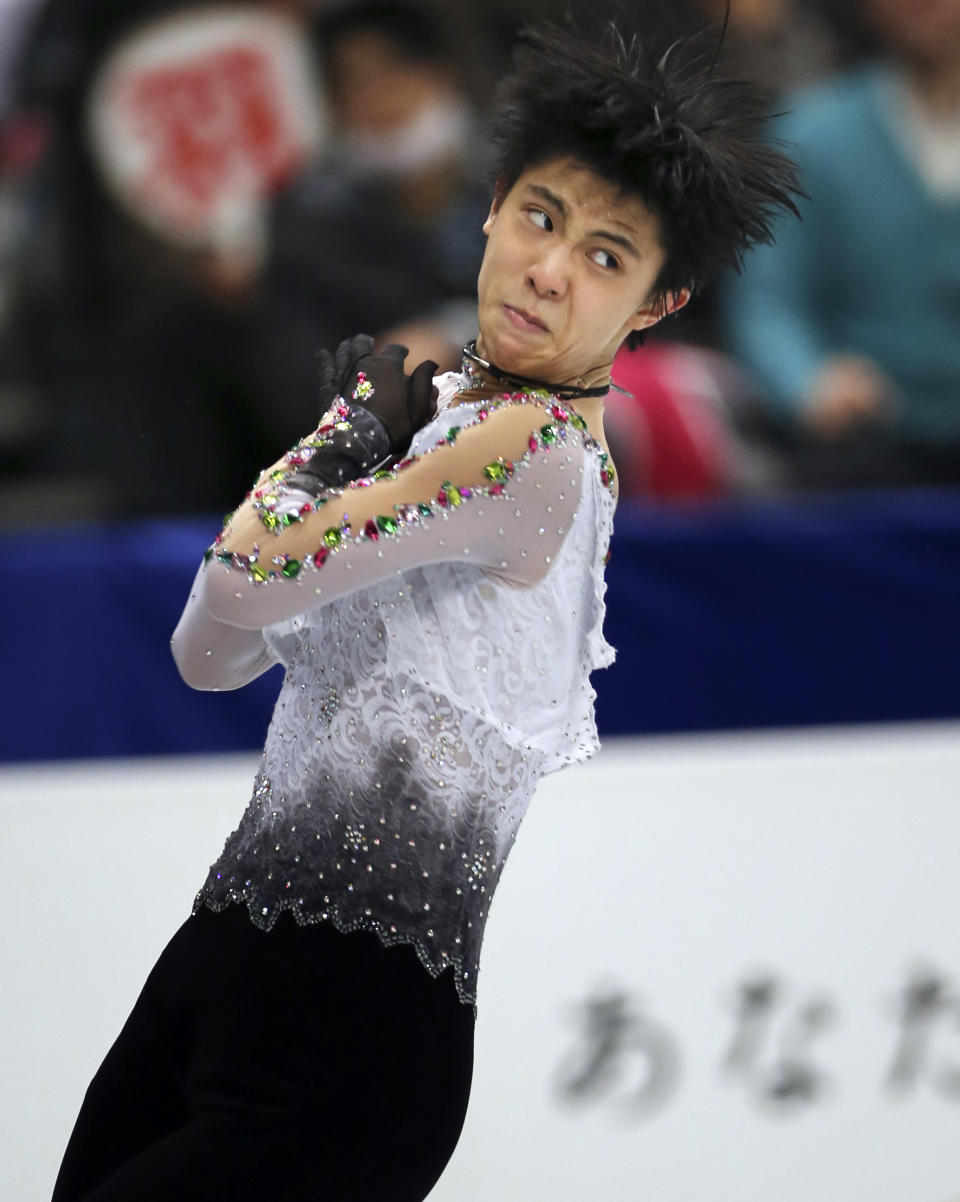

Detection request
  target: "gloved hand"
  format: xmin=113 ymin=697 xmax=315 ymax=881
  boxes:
xmin=276 ymin=335 xmax=438 ymax=502
xmin=316 ymin=333 xmax=438 ymax=457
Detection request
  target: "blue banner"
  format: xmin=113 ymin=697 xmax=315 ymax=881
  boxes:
xmin=3 ymin=489 xmax=959 ymax=762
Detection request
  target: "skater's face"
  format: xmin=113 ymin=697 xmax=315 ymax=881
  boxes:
xmin=476 ymin=157 xmax=688 ymax=386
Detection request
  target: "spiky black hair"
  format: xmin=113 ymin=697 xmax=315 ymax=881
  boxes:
xmin=490 ymin=20 xmax=804 ymax=346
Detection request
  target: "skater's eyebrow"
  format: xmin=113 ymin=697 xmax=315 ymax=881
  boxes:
xmin=524 ymin=183 xmax=643 ymax=260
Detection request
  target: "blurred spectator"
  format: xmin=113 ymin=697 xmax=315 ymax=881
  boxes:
xmin=253 ymin=0 xmax=492 ymax=418
xmin=690 ymin=0 xmax=839 ymax=94
xmin=605 ymin=343 xmax=772 ymax=501
xmin=0 ymin=1 xmax=328 ymax=522
xmin=720 ymin=0 xmax=960 ymax=490
xmin=601 ymin=2 xmax=841 ymax=500
xmin=646 ymin=0 xmax=840 ymax=351
xmin=0 ymin=0 xmax=491 ymax=523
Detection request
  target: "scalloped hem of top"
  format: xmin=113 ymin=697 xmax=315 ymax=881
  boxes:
xmin=191 ymin=889 xmax=480 ymax=1016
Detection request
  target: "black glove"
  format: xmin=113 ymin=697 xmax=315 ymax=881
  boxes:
xmin=316 ymin=333 xmax=438 ymax=457
xmin=282 ymin=335 xmax=437 ymax=498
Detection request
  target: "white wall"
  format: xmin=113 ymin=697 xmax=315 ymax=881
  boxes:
xmin=4 ymin=724 xmax=960 ymax=1202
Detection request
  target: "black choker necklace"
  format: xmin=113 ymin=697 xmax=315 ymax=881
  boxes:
xmin=461 ymin=340 xmax=612 ymax=400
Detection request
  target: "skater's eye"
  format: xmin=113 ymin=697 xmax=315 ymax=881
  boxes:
xmin=588 ymin=248 xmax=620 ymax=270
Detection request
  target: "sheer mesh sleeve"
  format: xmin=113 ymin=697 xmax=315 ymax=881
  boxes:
xmin=171 ymin=563 xmax=280 ymax=691
xmin=192 ymin=396 xmax=594 ymax=633
xmin=171 ymin=396 xmax=392 ymax=691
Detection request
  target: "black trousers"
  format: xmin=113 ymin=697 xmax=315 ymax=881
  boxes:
xmin=52 ymin=904 xmax=475 ymax=1201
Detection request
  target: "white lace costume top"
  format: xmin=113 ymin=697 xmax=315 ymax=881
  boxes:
xmin=172 ymin=371 xmax=617 ymax=1007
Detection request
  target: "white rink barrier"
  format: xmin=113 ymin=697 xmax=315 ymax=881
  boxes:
xmin=4 ymin=724 xmax=960 ymax=1202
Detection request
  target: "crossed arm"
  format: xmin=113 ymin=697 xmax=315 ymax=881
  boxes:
xmin=172 ymin=395 xmax=592 ymax=690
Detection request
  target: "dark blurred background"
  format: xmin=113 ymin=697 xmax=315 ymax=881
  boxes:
xmin=2 ymin=0 xmax=958 ymax=521
xmin=0 ymin=0 xmax=958 ymax=760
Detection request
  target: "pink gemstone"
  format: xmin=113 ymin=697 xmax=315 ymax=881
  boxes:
xmin=315 ymin=547 xmax=329 ymax=566
xmin=437 ymin=490 xmax=448 ymax=507
xmin=299 ymin=503 xmax=311 ymax=515
xmin=490 ymin=484 xmax=504 ymax=496
xmin=364 ymin=519 xmax=379 ymax=540
xmin=460 ymin=487 xmax=472 ymax=499
xmin=528 ymin=435 xmax=538 ymax=452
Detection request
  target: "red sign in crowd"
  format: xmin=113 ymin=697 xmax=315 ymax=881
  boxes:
xmin=88 ymin=9 xmax=323 ymax=245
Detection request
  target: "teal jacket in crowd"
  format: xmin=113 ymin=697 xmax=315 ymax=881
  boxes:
xmin=721 ymin=65 xmax=960 ymax=445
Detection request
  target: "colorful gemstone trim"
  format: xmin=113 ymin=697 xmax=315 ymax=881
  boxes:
xmin=208 ymin=390 xmax=614 ymax=584
xmin=245 ymin=397 xmax=353 ymax=535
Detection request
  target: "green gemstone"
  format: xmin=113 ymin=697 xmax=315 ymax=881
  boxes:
xmin=280 ymin=512 xmax=299 ymax=527
xmin=217 ymin=551 xmax=233 ymax=565
xmin=281 ymin=558 xmax=301 ymax=578
xmin=261 ymin=512 xmax=279 ymax=532
xmin=417 ymin=502 xmax=432 ymax=516
xmin=540 ymin=423 xmax=558 ymax=444
xmin=323 ymin=527 xmax=342 ymax=549
xmin=376 ymin=515 xmax=399 ymax=535
xmin=483 ymin=462 xmax=507 ymax=483
xmin=446 ymin=426 xmax=461 ymax=443
xmin=250 ymin=564 xmax=269 ymax=582
xmin=373 ymin=469 xmax=392 ymax=480
xmin=445 ymin=484 xmax=463 ymax=507
xmin=570 ymin=413 xmax=588 ymax=431
xmin=203 ymin=547 xmax=214 ymax=563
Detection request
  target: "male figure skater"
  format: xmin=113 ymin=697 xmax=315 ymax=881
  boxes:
xmin=53 ymin=19 xmax=800 ymax=1202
